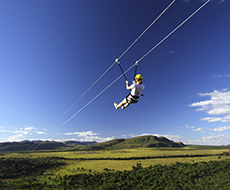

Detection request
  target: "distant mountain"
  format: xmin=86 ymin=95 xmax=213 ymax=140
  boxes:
xmin=86 ymin=135 xmax=185 ymax=150
xmin=0 ymin=136 xmax=185 ymax=152
xmin=0 ymin=140 xmax=97 ymax=152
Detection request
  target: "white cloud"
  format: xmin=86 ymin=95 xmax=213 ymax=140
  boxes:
xmin=189 ymin=89 xmax=230 ymax=122
xmin=193 ymin=128 xmax=203 ymax=132
xmin=192 ymin=127 xmax=210 ymax=133
xmin=213 ymin=126 xmax=230 ymax=131
xmin=7 ymin=134 xmax=25 ymax=142
xmin=65 ymin=130 xmax=99 ymax=136
xmin=24 ymin=127 xmax=37 ymax=131
xmin=79 ymin=136 xmax=114 ymax=142
xmin=0 ymin=130 xmax=8 ymax=132
xmin=181 ymin=124 xmax=195 ymax=129
xmin=0 ymin=125 xmax=47 ymax=142
xmin=34 ymin=131 xmax=47 ymax=135
xmin=201 ymin=115 xmax=230 ymax=122
xmin=189 ymin=126 xmax=230 ymax=133
xmin=184 ymin=134 xmax=229 ymax=145
xmin=64 ymin=130 xmax=113 ymax=142
xmin=201 ymin=117 xmax=222 ymax=122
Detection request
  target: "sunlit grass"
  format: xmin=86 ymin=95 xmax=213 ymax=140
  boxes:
xmin=7 ymin=147 xmax=230 ymax=159
xmin=42 ymin=155 xmax=229 ymax=177
xmin=4 ymin=147 xmax=230 ymax=178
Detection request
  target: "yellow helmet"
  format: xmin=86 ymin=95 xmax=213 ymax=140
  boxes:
xmin=135 ymin=74 xmax=143 ymax=80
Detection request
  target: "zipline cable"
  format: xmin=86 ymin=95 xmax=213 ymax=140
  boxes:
xmin=4 ymin=0 xmax=211 ymax=175
xmin=26 ymin=0 xmax=176 ymax=152
xmin=50 ymin=0 xmax=176 ymax=129
xmin=25 ymin=0 xmax=210 ymax=153
xmin=137 ymin=0 xmax=211 ymax=63
xmin=118 ymin=0 xmax=176 ymax=60
xmin=133 ymin=61 xmax=139 ymax=80
xmin=54 ymin=67 xmax=133 ymax=132
xmin=45 ymin=0 xmax=211 ymax=140
xmin=23 ymin=62 xmax=117 ymax=153
xmin=31 ymin=64 xmax=135 ymax=151
xmin=115 ymin=0 xmax=176 ymax=80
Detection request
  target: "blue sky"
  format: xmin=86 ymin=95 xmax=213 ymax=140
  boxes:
xmin=1 ymin=0 xmax=230 ymax=145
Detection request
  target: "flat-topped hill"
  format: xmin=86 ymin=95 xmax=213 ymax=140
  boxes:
xmin=87 ymin=135 xmax=185 ymax=150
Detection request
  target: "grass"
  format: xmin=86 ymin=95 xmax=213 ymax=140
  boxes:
xmin=3 ymin=146 xmax=230 ymax=179
xmin=11 ymin=147 xmax=226 ymax=178
xmin=42 ymin=155 xmax=229 ymax=177
xmin=7 ymin=147 xmax=230 ymax=159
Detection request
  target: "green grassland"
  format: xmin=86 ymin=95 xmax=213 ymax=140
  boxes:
xmin=1 ymin=135 xmax=230 ymax=189
xmin=43 ymin=147 xmax=230 ymax=176
xmin=4 ymin=146 xmax=230 ymax=176
xmin=1 ymin=145 xmax=230 ymax=189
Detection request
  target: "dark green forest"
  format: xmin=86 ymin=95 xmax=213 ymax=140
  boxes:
xmin=0 ymin=157 xmax=66 ymax=179
xmin=1 ymin=154 xmax=230 ymax=190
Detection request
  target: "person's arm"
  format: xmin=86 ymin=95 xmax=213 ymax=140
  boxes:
xmin=126 ymin=80 xmax=132 ymax=90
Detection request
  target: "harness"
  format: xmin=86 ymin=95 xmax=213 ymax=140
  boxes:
xmin=115 ymin=59 xmax=144 ymax=103
xmin=126 ymin=93 xmax=139 ymax=104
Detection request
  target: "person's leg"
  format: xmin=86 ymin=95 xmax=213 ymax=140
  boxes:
xmin=116 ymin=98 xmax=127 ymax=109
xmin=123 ymin=103 xmax=130 ymax=108
xmin=114 ymin=94 xmax=131 ymax=110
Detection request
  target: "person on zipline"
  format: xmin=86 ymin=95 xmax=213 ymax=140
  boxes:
xmin=114 ymin=74 xmax=145 ymax=110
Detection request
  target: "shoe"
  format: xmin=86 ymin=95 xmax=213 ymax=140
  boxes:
xmin=114 ymin=102 xmax=118 ymax=109
xmin=121 ymin=105 xmax=125 ymax=110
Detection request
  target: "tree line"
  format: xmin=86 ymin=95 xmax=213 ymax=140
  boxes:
xmin=0 ymin=157 xmax=66 ymax=180
xmin=1 ymin=159 xmax=230 ymax=189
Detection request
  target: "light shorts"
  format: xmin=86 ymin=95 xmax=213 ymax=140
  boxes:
xmin=125 ymin=93 xmax=139 ymax=104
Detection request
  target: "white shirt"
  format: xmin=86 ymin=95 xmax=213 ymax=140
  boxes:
xmin=130 ymin=83 xmax=145 ymax=97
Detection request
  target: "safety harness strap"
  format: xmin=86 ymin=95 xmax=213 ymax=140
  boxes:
xmin=133 ymin=61 xmax=138 ymax=80
xmin=115 ymin=59 xmax=127 ymax=81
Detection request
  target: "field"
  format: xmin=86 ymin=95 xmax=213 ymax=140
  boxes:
xmin=43 ymin=148 xmax=230 ymax=174
xmin=1 ymin=146 xmax=230 ymax=189
xmin=5 ymin=147 xmax=230 ymax=174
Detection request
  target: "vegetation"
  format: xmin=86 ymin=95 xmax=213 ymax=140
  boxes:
xmin=1 ymin=136 xmax=230 ymax=189
xmin=0 ymin=140 xmax=96 ymax=152
xmin=84 ymin=135 xmax=185 ymax=150
xmin=1 ymin=159 xmax=230 ymax=189
xmin=0 ymin=136 xmax=185 ymax=152
xmin=0 ymin=157 xmax=66 ymax=179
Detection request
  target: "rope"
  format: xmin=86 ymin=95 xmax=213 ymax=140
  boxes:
xmin=23 ymin=61 xmax=117 ymax=153
xmin=137 ymin=0 xmax=211 ymax=63
xmin=55 ymin=64 xmax=135 ymax=130
xmin=133 ymin=61 xmax=139 ymax=80
xmin=49 ymin=61 xmax=117 ymax=130
xmin=27 ymin=0 xmax=175 ymax=152
xmin=118 ymin=0 xmax=176 ymax=60
xmin=31 ymin=64 xmax=136 ymax=152
xmin=42 ymin=1 xmax=175 ymax=132
xmin=4 ymin=1 xmax=211 ymax=176
xmin=24 ymin=0 xmax=210 ymax=153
